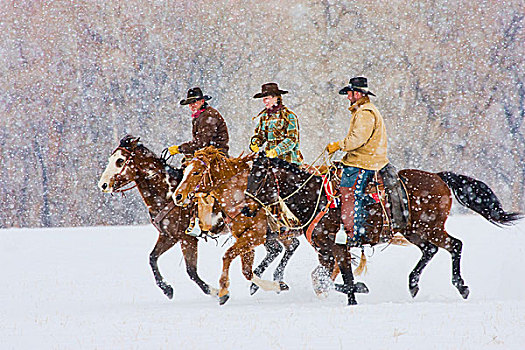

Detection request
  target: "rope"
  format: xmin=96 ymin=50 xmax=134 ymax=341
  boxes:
xmin=249 ymin=150 xmax=337 ymax=231
xmin=160 ymin=148 xmax=173 ymax=162
xmin=279 ymin=150 xmax=331 ymax=202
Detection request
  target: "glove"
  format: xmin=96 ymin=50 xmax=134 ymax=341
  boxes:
xmin=249 ymin=143 xmax=259 ymax=153
xmin=266 ymin=149 xmax=278 ymax=158
xmin=325 ymin=141 xmax=340 ymax=155
xmin=168 ymin=145 xmax=180 ymax=155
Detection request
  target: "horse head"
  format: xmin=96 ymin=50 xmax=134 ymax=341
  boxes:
xmin=98 ymin=135 xmax=176 ymax=197
xmin=172 ymin=147 xmax=220 ymax=207
xmin=98 ymin=135 xmax=140 ymax=192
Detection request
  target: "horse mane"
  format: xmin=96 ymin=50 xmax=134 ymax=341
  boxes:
xmin=268 ymin=156 xmax=318 ymax=179
xmin=193 ymin=146 xmax=252 ymax=172
xmin=132 ymin=140 xmax=183 ymax=182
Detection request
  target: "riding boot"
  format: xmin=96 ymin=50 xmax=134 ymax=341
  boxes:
xmin=185 ymin=217 xmax=202 ymax=237
xmin=340 ymin=186 xmax=356 ymax=241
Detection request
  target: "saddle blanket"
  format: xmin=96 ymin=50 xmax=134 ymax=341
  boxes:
xmin=322 ymin=174 xmax=340 ymax=208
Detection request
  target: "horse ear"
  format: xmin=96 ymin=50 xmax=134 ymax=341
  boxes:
xmin=119 ymin=135 xmax=140 ymax=149
xmin=257 ymin=151 xmax=266 ymax=160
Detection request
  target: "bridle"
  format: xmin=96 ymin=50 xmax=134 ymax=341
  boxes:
xmin=110 ymin=147 xmax=160 ymax=194
xmin=182 ymin=157 xmax=215 ymax=202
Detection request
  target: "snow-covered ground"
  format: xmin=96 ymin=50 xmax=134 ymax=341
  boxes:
xmin=1 ymin=215 xmax=524 ymax=349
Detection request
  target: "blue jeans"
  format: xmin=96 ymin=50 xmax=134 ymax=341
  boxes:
xmin=340 ymin=166 xmax=375 ymax=242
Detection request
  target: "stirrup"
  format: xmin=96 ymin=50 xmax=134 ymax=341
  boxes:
xmin=334 ymin=228 xmax=347 ymax=245
xmin=186 ymin=217 xmax=202 ymax=237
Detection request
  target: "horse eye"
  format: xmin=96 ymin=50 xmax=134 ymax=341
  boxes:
xmin=116 ymin=158 xmax=124 ymax=167
xmin=193 ymin=171 xmax=200 ymax=176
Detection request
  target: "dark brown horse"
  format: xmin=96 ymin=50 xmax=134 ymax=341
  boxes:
xmin=172 ymin=147 xmax=292 ymax=304
xmin=98 ymin=135 xmax=221 ymax=299
xmin=244 ymin=153 xmax=522 ymax=305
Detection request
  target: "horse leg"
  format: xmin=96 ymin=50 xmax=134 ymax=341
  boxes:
xmin=440 ymin=235 xmax=470 ymax=299
xmin=240 ymin=245 xmax=290 ymax=295
xmin=227 ymin=232 xmax=286 ymax=300
xmin=250 ymin=236 xmax=283 ymax=295
xmin=149 ymin=234 xmax=178 ymax=299
xmin=407 ymin=235 xmax=438 ymax=298
xmin=218 ymin=244 xmax=238 ymax=305
xmin=311 ymin=247 xmax=337 ymax=297
xmin=242 ymin=246 xmax=289 ymax=293
xmin=273 ymin=237 xmax=300 ymax=282
xmin=180 ymin=237 xmax=218 ymax=297
xmin=332 ymin=245 xmax=359 ymax=305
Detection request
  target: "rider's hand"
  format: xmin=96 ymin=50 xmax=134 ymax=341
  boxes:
xmin=325 ymin=141 xmax=340 ymax=155
xmin=168 ymin=145 xmax=180 ymax=155
xmin=266 ymin=149 xmax=278 ymax=158
xmin=249 ymin=143 xmax=259 ymax=153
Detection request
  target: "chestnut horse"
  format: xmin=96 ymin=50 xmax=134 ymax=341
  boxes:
xmin=98 ymin=135 xmax=221 ymax=299
xmin=173 ymin=146 xmax=292 ymax=305
xmin=244 ymin=153 xmax=522 ymax=305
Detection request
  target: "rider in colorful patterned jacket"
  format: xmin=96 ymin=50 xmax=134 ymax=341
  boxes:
xmin=249 ymin=83 xmax=304 ymax=166
xmin=325 ymin=77 xmax=389 ymax=246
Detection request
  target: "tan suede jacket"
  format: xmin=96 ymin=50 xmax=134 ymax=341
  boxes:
xmin=339 ymin=96 xmax=389 ymax=170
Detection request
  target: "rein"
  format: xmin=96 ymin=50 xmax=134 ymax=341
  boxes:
xmin=247 ymin=150 xmax=335 ymax=230
xmin=184 ymin=158 xmax=214 ymax=201
xmin=185 ymin=156 xmax=245 ymax=204
xmin=182 ymin=156 xmax=247 ymax=224
xmin=277 ymin=151 xmax=327 ymax=203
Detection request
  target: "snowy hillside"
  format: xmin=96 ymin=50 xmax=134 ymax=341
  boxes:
xmin=1 ymin=215 xmax=524 ymax=349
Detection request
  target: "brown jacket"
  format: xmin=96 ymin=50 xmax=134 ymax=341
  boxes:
xmin=340 ymin=96 xmax=388 ymax=170
xmin=179 ymin=105 xmax=230 ymax=156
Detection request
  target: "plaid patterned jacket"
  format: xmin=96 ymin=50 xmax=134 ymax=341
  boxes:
xmin=251 ymin=106 xmax=303 ymax=165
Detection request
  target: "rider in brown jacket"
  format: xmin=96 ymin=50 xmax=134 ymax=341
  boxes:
xmin=168 ymin=87 xmax=230 ymax=235
xmin=168 ymin=87 xmax=229 ymax=157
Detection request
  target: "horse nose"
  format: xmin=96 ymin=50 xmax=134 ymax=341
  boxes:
xmin=101 ymin=183 xmax=108 ymax=190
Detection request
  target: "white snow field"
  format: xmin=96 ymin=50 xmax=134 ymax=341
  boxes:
xmin=1 ymin=215 xmax=524 ymax=349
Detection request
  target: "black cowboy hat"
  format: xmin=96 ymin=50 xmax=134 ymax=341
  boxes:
xmin=180 ymin=87 xmax=212 ymax=105
xmin=253 ymin=83 xmax=288 ymax=99
xmin=338 ymin=77 xmax=376 ymax=97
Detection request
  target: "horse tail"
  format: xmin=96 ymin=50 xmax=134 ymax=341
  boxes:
xmin=437 ymin=171 xmax=522 ymax=226
xmin=354 ymin=250 xmax=368 ymax=276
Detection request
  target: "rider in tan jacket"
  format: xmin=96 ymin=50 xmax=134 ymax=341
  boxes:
xmin=326 ymin=77 xmax=389 ymax=246
xmin=338 ymin=95 xmax=388 ymax=170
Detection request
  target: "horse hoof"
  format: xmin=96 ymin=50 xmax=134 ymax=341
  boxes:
xmin=279 ymin=281 xmax=290 ymax=292
xmin=163 ymin=286 xmax=174 ymax=299
xmin=459 ymin=286 xmax=470 ymax=299
xmin=354 ymin=282 xmax=369 ymax=294
xmin=219 ymin=294 xmax=230 ymax=305
xmin=410 ymin=285 xmax=419 ymax=298
xmin=250 ymin=283 xmax=260 ymax=295
xmin=208 ymin=287 xmax=219 ymax=298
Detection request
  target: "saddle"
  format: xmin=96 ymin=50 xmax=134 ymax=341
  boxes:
xmin=378 ymin=164 xmax=409 ymax=231
xmin=324 ymin=163 xmax=409 ymax=232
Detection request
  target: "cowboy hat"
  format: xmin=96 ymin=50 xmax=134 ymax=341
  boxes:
xmin=253 ymin=83 xmax=288 ymax=99
xmin=180 ymin=87 xmax=212 ymax=105
xmin=338 ymin=77 xmax=376 ymax=96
